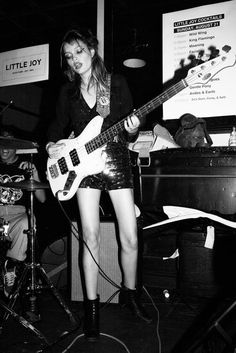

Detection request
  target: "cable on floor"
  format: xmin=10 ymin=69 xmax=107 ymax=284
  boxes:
xmin=61 ymin=332 xmax=131 ymax=353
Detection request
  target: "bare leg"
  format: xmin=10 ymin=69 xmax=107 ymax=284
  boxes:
xmin=76 ymin=188 xmax=101 ymax=300
xmin=109 ymin=188 xmax=152 ymax=323
xmin=109 ymin=188 xmax=138 ymax=289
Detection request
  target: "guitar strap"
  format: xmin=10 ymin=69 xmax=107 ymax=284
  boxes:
xmin=96 ymin=74 xmax=111 ymax=118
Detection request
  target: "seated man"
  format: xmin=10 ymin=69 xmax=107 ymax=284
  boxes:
xmin=0 ymin=127 xmax=46 ymax=297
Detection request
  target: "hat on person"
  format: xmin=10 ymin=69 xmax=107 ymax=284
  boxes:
xmin=180 ymin=113 xmax=206 ymax=129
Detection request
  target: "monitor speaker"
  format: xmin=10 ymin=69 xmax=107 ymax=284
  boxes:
xmin=70 ymin=221 xmax=122 ymax=303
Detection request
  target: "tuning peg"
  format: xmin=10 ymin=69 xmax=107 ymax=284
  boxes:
xmin=222 ymin=45 xmax=231 ymax=53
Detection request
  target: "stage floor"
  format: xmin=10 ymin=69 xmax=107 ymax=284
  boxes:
xmin=0 ymin=286 xmax=236 ymax=353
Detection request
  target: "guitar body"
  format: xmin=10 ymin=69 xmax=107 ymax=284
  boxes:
xmin=47 ymin=115 xmax=106 ymax=201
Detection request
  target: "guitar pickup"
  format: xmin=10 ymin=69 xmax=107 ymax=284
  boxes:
xmin=64 ymin=170 xmax=77 ymax=191
xmin=58 ymin=157 xmax=69 ymax=174
xmin=69 ymin=149 xmax=80 ymax=166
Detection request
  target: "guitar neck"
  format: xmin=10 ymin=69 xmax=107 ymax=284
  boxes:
xmin=85 ymin=78 xmax=187 ymax=153
xmin=85 ymin=79 xmax=188 ymax=153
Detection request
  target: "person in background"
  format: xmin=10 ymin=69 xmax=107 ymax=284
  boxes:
xmin=0 ymin=127 xmax=46 ymax=297
xmin=46 ymin=27 xmax=151 ymax=341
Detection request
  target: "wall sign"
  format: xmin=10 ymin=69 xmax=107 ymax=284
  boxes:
xmin=0 ymin=44 xmax=49 ymax=87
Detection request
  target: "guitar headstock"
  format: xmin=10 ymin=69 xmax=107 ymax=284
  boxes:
xmin=186 ymin=46 xmax=236 ymax=86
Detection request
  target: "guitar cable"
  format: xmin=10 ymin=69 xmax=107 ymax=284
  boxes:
xmin=56 ymin=198 xmax=159 ymax=312
xmin=45 ymin=200 xmax=161 ymax=353
xmin=56 ymin=198 xmax=122 ymax=293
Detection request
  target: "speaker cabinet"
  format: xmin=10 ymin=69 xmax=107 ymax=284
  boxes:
xmin=71 ymin=221 xmax=122 ymax=303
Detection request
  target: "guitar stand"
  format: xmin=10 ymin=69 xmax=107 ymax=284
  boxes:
xmin=0 ymin=166 xmax=79 ymax=347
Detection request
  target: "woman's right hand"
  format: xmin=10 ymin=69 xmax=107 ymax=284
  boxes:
xmin=46 ymin=141 xmax=66 ymax=159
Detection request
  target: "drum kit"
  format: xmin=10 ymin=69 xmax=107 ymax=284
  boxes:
xmin=0 ymin=136 xmax=78 ymax=348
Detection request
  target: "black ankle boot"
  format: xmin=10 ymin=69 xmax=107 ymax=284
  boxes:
xmin=119 ymin=286 xmax=152 ymax=323
xmin=84 ymin=296 xmax=100 ymax=341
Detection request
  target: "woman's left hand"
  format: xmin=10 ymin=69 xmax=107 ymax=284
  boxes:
xmin=124 ymin=114 xmax=140 ymax=135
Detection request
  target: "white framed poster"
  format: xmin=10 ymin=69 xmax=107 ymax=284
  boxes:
xmin=162 ymin=0 xmax=236 ymax=120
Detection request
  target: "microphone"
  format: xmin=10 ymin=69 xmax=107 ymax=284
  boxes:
xmin=0 ymin=100 xmax=13 ymax=115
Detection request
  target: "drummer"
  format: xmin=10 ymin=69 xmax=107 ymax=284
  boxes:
xmin=0 ymin=126 xmax=46 ymax=298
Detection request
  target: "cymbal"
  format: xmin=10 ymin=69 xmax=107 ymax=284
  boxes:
xmin=0 ymin=137 xmax=39 ymax=149
xmin=0 ymin=180 xmax=49 ymax=190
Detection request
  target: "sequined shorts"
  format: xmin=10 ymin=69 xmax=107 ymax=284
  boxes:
xmin=79 ymin=142 xmax=134 ymax=191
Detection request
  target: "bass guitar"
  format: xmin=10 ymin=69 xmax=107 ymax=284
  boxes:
xmin=47 ymin=47 xmax=236 ymax=201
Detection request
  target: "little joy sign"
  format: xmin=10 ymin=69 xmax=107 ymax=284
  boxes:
xmin=0 ymin=44 xmax=49 ymax=86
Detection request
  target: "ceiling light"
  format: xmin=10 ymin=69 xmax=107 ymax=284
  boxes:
xmin=123 ymin=29 xmax=148 ymax=69
xmin=123 ymin=46 xmax=147 ymax=68
xmin=123 ymin=58 xmax=146 ymax=68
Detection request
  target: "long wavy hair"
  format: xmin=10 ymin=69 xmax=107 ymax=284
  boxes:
xmin=60 ymin=27 xmax=109 ymax=93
